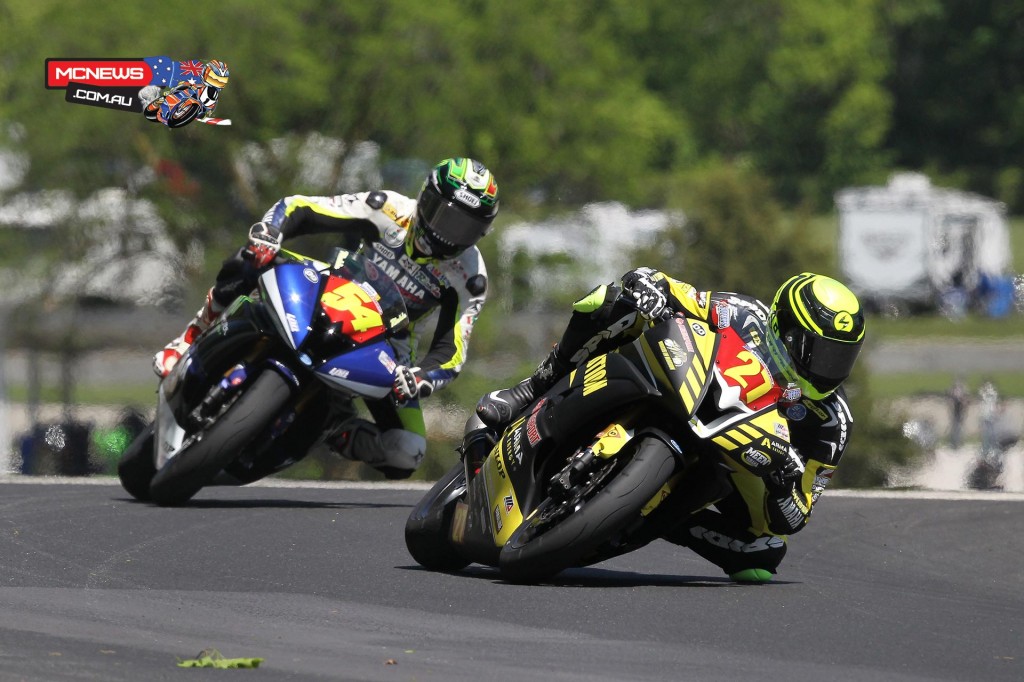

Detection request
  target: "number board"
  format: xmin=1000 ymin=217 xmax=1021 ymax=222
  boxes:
xmin=319 ymin=276 xmax=385 ymax=343
xmin=715 ymin=327 xmax=779 ymax=410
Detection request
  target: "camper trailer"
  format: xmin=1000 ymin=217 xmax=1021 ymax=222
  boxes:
xmin=836 ymin=173 xmax=1012 ymax=315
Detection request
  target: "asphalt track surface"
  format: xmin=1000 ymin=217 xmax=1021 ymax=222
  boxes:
xmin=0 ymin=478 xmax=1021 ymax=682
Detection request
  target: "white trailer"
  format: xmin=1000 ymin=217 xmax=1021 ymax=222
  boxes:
xmin=835 ymin=172 xmax=1011 ymax=313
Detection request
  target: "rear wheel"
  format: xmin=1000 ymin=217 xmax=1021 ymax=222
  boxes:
xmin=149 ymin=371 xmax=292 ymax=506
xmin=499 ymin=436 xmax=677 ymax=583
xmin=116 ymin=424 xmax=156 ymax=502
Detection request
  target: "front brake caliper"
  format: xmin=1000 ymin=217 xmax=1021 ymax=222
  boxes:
xmin=189 ymin=364 xmax=249 ymax=428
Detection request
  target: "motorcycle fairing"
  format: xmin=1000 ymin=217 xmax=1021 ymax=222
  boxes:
xmin=260 ymin=263 xmax=321 ymax=350
xmin=631 ymin=316 xmax=719 ymax=419
xmin=312 ymin=342 xmax=397 ymax=398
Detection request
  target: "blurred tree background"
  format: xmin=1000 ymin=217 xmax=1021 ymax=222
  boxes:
xmin=2 ymin=0 xmax=1020 ymax=484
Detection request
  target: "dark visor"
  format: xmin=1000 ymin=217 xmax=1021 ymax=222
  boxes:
xmin=788 ymin=327 xmax=862 ymax=389
xmin=417 ymin=188 xmax=491 ymax=247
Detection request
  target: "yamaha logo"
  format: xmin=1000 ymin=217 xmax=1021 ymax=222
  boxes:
xmin=453 ymin=188 xmax=481 ymax=207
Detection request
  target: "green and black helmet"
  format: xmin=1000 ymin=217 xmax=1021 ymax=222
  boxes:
xmin=409 ymin=158 xmax=499 ymax=259
xmin=770 ymin=273 xmax=866 ymax=400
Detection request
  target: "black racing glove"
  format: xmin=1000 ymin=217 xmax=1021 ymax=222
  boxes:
xmin=621 ymin=268 xmax=669 ymax=320
xmin=766 ymin=446 xmax=806 ymax=494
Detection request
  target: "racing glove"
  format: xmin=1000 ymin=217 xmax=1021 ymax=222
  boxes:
xmin=243 ymin=221 xmax=282 ymax=268
xmin=621 ymin=268 xmax=669 ymax=320
xmin=766 ymin=446 xmax=806 ymax=493
xmin=393 ymin=366 xmax=435 ymax=402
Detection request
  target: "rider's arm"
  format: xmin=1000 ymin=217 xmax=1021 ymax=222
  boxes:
xmin=640 ymin=270 xmax=714 ymax=322
xmin=416 ymin=250 xmax=488 ymax=392
xmin=261 ymin=191 xmax=413 ymax=243
xmin=764 ymin=388 xmax=853 ymax=535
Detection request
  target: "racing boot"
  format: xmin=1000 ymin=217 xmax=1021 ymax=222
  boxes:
xmin=476 ymin=347 xmax=570 ymax=429
xmin=152 ymin=288 xmax=224 ymax=378
xmin=329 ymin=417 xmax=426 ymax=480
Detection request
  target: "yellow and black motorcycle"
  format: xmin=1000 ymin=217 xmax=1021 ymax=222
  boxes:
xmin=406 ymin=305 xmax=797 ymax=583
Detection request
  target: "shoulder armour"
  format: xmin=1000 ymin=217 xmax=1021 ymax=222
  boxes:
xmin=466 ymin=274 xmax=487 ymax=296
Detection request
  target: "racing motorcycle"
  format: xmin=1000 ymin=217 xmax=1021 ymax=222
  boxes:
xmin=406 ymin=304 xmax=797 ymax=583
xmin=117 ymin=249 xmax=408 ymax=506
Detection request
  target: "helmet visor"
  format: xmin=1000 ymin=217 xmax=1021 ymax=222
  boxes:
xmin=787 ymin=327 xmax=862 ymax=394
xmin=416 ymin=187 xmax=492 ymax=257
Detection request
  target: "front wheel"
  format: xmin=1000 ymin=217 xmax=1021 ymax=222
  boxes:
xmin=149 ymin=370 xmax=292 ymax=506
xmin=499 ymin=436 xmax=677 ymax=583
xmin=117 ymin=423 xmax=156 ymax=502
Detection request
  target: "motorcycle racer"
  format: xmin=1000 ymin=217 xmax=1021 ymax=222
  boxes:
xmin=476 ymin=267 xmax=865 ymax=582
xmin=154 ymin=157 xmax=499 ymax=479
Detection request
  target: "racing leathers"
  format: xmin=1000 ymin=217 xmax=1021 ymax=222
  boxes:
xmin=479 ymin=268 xmax=852 ymax=579
xmin=189 ymin=190 xmax=487 ymax=478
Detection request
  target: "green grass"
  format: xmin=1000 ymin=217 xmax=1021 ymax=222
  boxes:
xmin=867 ymin=312 xmax=1024 ymax=339
xmin=869 ymin=371 xmax=1024 ymax=399
xmin=6 ymin=383 xmax=157 ymax=408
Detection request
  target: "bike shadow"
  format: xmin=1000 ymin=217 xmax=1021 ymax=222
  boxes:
xmin=115 ymin=496 xmax=411 ymax=510
xmin=400 ymin=564 xmax=796 ymax=588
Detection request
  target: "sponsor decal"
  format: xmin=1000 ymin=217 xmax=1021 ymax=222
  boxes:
xmin=761 ymin=436 xmax=789 ymax=455
xmin=504 ymin=495 xmax=514 ymax=513
xmin=493 ymin=505 xmax=503 ymax=533
xmin=453 ymin=188 xmax=482 ymax=207
xmin=303 ymin=267 xmax=319 ymax=283
xmin=786 ymin=403 xmax=808 ymax=421
xmin=781 ymin=384 xmax=802 ymax=403
xmin=494 ymin=453 xmax=506 ymax=479
xmin=383 ymin=225 xmax=405 ymax=248
xmin=690 ymin=322 xmax=706 ymax=337
xmin=715 ymin=301 xmax=732 ymax=329
xmin=526 ymin=398 xmax=545 ymax=446
xmin=285 ymin=313 xmax=300 ymax=333
xmin=661 ymin=338 xmax=686 ymax=368
xmin=571 ymin=312 xmax=637 ymax=362
xmin=328 ymin=367 xmax=350 ymax=379
xmin=690 ymin=525 xmax=785 ymax=552
xmin=582 ymin=354 xmax=608 ymax=396
xmin=674 ymin=319 xmax=696 ymax=353
xmin=740 ymin=446 xmax=772 ymax=469
xmin=774 ymin=421 xmax=790 ymax=440
xmin=378 ymin=350 xmax=397 ymax=373
xmin=834 ymin=311 xmax=855 ymax=332
xmin=503 ymin=427 xmax=524 ymax=466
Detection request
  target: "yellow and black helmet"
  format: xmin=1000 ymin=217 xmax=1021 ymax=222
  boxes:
xmin=770 ymin=273 xmax=865 ymax=400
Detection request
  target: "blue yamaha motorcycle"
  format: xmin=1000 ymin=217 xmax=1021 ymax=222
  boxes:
xmin=117 ymin=249 xmax=408 ymax=506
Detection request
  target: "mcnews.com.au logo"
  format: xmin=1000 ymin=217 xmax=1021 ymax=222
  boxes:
xmin=46 ymin=57 xmax=232 ymax=128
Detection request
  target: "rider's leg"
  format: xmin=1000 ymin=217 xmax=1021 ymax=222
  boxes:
xmin=329 ymin=398 xmax=426 ymax=480
xmin=152 ymin=249 xmax=258 ymax=378
xmin=662 ymin=505 xmax=788 ymax=583
xmin=476 ymin=282 xmax=641 ymax=428
xmin=153 ymin=287 xmax=225 ymax=377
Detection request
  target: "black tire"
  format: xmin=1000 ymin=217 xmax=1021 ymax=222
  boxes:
xmin=499 ymin=436 xmax=677 ymax=583
xmin=149 ymin=371 xmax=292 ymax=506
xmin=405 ymin=463 xmax=471 ymax=572
xmin=117 ymin=423 xmax=156 ymax=502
